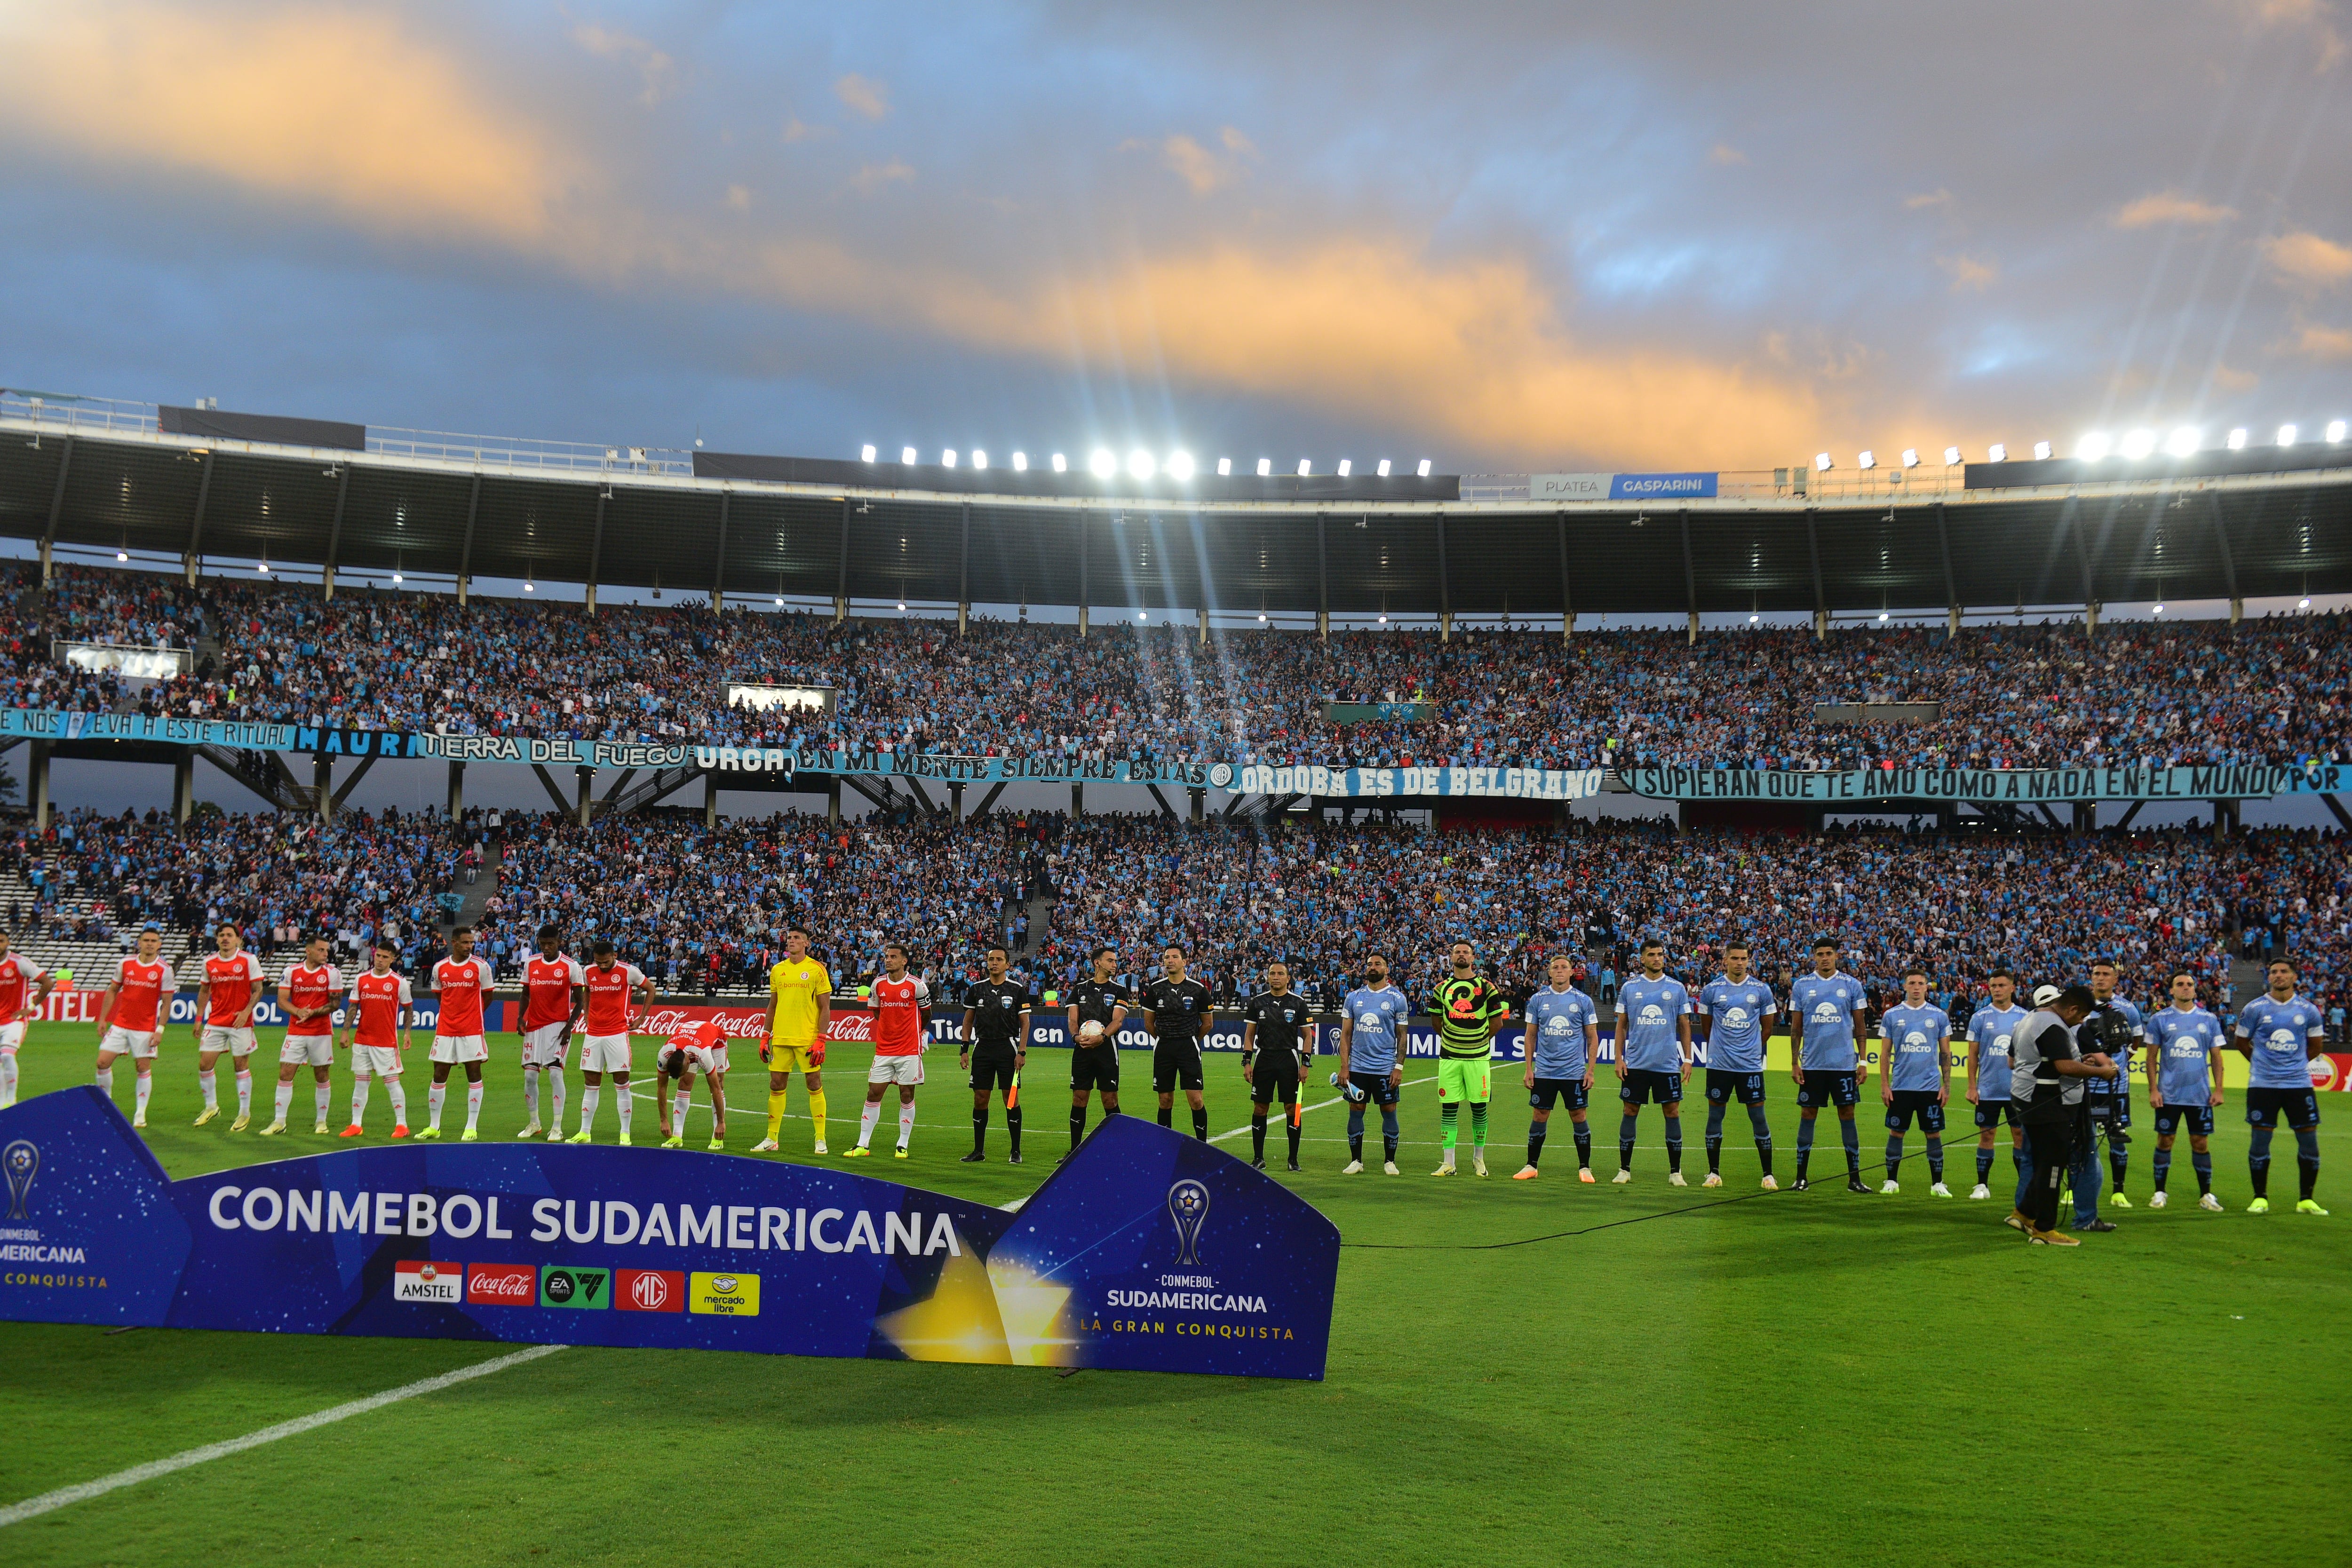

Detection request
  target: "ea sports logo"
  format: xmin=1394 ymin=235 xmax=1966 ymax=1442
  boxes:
xmin=629 ymin=1271 xmax=670 ymax=1310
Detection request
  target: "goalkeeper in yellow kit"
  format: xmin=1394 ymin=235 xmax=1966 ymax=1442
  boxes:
xmin=756 ymin=925 xmax=832 ymax=1154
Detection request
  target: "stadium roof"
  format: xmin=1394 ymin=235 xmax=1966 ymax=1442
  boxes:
xmin=4 ymin=394 xmax=2348 ymax=618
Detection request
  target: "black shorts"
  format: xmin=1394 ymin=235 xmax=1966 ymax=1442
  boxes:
xmin=1797 ymin=1070 xmax=1859 ymax=1109
xmin=1620 ymin=1068 xmax=1683 ymax=1106
xmin=1883 ymin=1090 xmax=1946 ymax=1134
xmin=967 ymin=1048 xmax=1019 ymax=1093
xmin=1529 ymin=1076 xmax=1589 ymax=1112
xmin=1250 ymin=1066 xmax=1301 ymax=1106
xmin=1973 ymin=1100 xmax=2021 ymax=1131
xmin=2153 ymin=1103 xmax=2216 ymax=1138
xmin=1706 ymin=1069 xmax=1766 ymax=1106
xmin=1153 ymin=1039 xmax=1205 ymax=1094
xmin=2245 ymin=1086 xmax=2321 ymax=1130
xmin=1346 ymin=1070 xmax=1401 ymax=1108
xmin=2087 ymin=1093 xmax=2132 ymax=1131
xmin=1070 ymin=1046 xmax=1120 ymax=1093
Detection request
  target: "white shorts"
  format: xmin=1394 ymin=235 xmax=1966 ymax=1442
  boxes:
xmin=201 ymin=1025 xmax=257 ymax=1057
xmin=581 ymin=1034 xmax=633 ymax=1074
xmin=97 ymin=1026 xmax=159 ymax=1060
xmin=429 ymin=1034 xmax=488 ymax=1065
xmin=279 ymin=1034 xmax=335 ymax=1067
xmin=520 ymin=1023 xmax=571 ymax=1067
xmin=0 ymin=1020 xmax=24 ymax=1052
xmin=657 ymin=1042 xmax=730 ymax=1077
xmin=867 ymin=1053 xmax=925 ymax=1086
xmin=350 ymin=1044 xmax=403 ymax=1077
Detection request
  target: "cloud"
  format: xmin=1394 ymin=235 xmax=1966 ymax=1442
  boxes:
xmin=2213 ymin=363 xmax=2260 ymax=390
xmin=848 ymin=158 xmax=915 ymax=193
xmin=1903 ymin=189 xmax=1953 ymax=209
xmin=835 ymin=72 xmax=890 ymax=121
xmin=1710 ymin=143 xmax=1746 ymax=166
xmin=724 ymin=183 xmax=751 ymax=213
xmin=568 ymin=19 xmax=676 ymax=107
xmin=1938 ymin=254 xmax=1997 ymax=292
xmin=2263 ymin=229 xmax=2352 ymax=286
xmin=2113 ymin=190 xmax=2238 ymax=228
xmin=1132 ymin=130 xmax=1258 ymax=196
xmin=2231 ymin=0 xmax=2348 ymax=70
xmin=782 ymin=116 xmax=832 ymax=144
xmin=0 ymin=3 xmax=578 ymax=247
xmin=2286 ymin=321 xmax=2352 ymax=358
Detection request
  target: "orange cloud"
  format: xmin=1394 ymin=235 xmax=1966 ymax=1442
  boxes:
xmin=2264 ymin=230 xmax=2352 ymax=286
xmin=2113 ymin=191 xmax=2237 ymax=227
xmin=1938 ymin=254 xmax=1997 ymax=291
xmin=835 ymin=73 xmax=890 ymax=121
xmin=2286 ymin=321 xmax=2352 ymax=359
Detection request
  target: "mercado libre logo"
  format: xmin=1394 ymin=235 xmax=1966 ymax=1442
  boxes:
xmin=3 ymin=1140 xmax=37 ymax=1220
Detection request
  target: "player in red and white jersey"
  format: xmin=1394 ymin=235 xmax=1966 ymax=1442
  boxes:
xmin=570 ymin=937 xmax=652 ymax=1145
xmin=192 ymin=923 xmax=267 ymax=1130
xmin=0 ymin=926 xmax=54 ymax=1111
xmin=339 ymin=943 xmax=413 ymax=1137
xmin=656 ymin=1017 xmax=732 ymax=1150
xmin=418 ymin=926 xmax=496 ymax=1142
xmin=261 ymin=934 xmax=342 ymax=1138
xmin=514 ymin=924 xmax=584 ymax=1141
xmin=93 ymin=926 xmax=171 ymax=1127
xmin=849 ymin=942 xmax=930 ymax=1159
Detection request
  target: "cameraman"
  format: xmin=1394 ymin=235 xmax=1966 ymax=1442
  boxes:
xmin=2010 ymin=984 xmax=2119 ymax=1246
xmin=2071 ymin=959 xmax=2144 ymax=1227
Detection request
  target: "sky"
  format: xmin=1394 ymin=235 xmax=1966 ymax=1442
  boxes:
xmin=0 ymin=0 xmax=2347 ymax=476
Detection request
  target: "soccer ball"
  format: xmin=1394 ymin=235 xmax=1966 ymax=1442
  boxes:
xmin=1078 ymin=1020 xmax=1105 ymax=1045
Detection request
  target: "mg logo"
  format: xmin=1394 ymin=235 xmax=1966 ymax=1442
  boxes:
xmin=629 ymin=1271 xmax=670 ymax=1310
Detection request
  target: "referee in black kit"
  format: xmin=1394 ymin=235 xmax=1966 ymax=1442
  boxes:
xmin=2008 ymin=984 xmax=2118 ymax=1246
xmin=959 ymin=945 xmax=1031 ymax=1164
xmin=1241 ymin=960 xmax=1312 ymax=1171
xmin=1143 ymin=944 xmax=1216 ymax=1141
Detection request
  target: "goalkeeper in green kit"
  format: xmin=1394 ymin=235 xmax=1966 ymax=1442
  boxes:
xmin=1430 ymin=940 xmax=1510 ymax=1177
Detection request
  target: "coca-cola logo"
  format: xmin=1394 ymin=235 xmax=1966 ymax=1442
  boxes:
xmin=825 ymin=1012 xmax=874 ymax=1042
xmin=465 ymin=1263 xmax=536 ymax=1304
xmin=635 ymin=1006 xmax=768 ymax=1039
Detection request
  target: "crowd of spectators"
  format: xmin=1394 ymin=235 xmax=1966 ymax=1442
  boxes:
xmin=6 ymin=563 xmax=2349 ymax=772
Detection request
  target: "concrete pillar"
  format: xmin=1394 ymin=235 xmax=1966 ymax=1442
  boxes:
xmin=174 ymin=752 xmax=196 ymax=824
xmin=2072 ymin=800 xmax=2096 ymax=833
xmin=585 ymin=582 xmax=597 ymax=614
xmin=1198 ymin=606 xmax=1208 ymax=645
xmin=711 ymin=587 xmax=724 ymax=614
xmin=1947 ymin=605 xmax=1961 ymax=638
xmin=446 ymin=760 xmax=465 ymax=820
xmin=834 ymin=595 xmax=847 ymax=625
xmin=322 ymin=565 xmax=335 ymax=601
xmin=2084 ymin=601 xmax=2099 ymax=636
xmin=1813 ymin=608 xmax=1828 ymax=643
xmin=1189 ymin=786 xmax=1205 ymax=822
xmin=957 ymin=603 xmax=969 ymax=637
xmin=1071 ymin=782 xmax=1085 ymax=817
xmin=1317 ymin=609 xmax=1328 ymax=641
xmin=827 ymin=778 xmax=841 ymax=824
xmin=1439 ymin=613 xmax=1452 ymax=643
xmin=703 ymin=774 xmax=718 ymax=828
xmin=314 ymin=755 xmax=333 ymax=821
xmin=458 ymin=577 xmax=469 ymax=608
xmin=2229 ymin=597 xmax=2242 ymax=626
xmin=575 ymin=766 xmax=594 ymax=828
xmin=1077 ymin=605 xmax=1089 ymax=638
xmin=950 ymin=782 xmax=964 ymax=822
xmin=1686 ymin=610 xmax=1699 ymax=645
xmin=1563 ymin=612 xmax=1573 ymax=641
xmin=183 ymin=555 xmax=198 ymax=587
xmin=38 ymin=539 xmax=52 ymax=589
xmin=2212 ymin=799 xmax=2240 ymax=837
xmin=30 ymin=741 xmax=51 ymax=831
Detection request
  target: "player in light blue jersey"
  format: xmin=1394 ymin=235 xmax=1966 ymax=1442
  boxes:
xmin=1335 ymin=952 xmax=1409 ymax=1175
xmin=1612 ymin=938 xmax=1693 ymax=1185
xmin=1963 ymin=970 xmax=2029 ymax=1200
xmin=2147 ymin=971 xmax=2225 ymax=1210
xmin=2233 ymin=959 xmax=2328 ymax=1215
xmin=1516 ymin=952 xmax=1600 ymax=1181
xmin=1877 ymin=969 xmax=1953 ymax=1197
xmin=1788 ymin=938 xmax=1871 ymax=1194
xmin=1695 ymin=940 xmax=1777 ymax=1190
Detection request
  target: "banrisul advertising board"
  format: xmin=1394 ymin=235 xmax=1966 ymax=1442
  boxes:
xmin=0 ymin=1090 xmax=1337 ymax=1379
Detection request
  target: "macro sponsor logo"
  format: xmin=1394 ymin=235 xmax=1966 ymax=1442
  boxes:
xmin=689 ymin=1271 xmax=759 ymax=1316
xmin=392 ymin=1260 xmax=463 ymax=1304
xmin=465 ymin=1263 xmax=536 ymax=1305
xmin=540 ymin=1266 xmax=610 ymax=1308
xmin=617 ymin=1268 xmax=685 ymax=1312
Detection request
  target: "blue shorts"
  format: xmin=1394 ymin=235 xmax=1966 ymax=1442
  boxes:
xmin=2245 ymin=1087 xmax=2320 ymax=1130
xmin=2153 ymin=1103 xmax=2215 ymax=1138
xmin=1620 ymin=1068 xmax=1683 ymax=1106
xmin=1883 ymin=1090 xmax=1946 ymax=1134
xmin=1345 ymin=1071 xmax=1401 ymax=1109
xmin=1797 ymin=1071 xmax=1859 ymax=1109
xmin=1706 ymin=1069 xmax=1766 ymax=1106
xmin=1529 ymin=1076 xmax=1589 ymax=1112
xmin=1973 ymin=1100 xmax=2020 ymax=1130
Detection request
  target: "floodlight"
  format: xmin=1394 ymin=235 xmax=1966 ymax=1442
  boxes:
xmin=116 ymin=549 xmax=127 ymax=562
xmin=2032 ymin=441 xmax=2052 ymax=460
xmin=1012 ymin=452 xmax=1027 ymax=471
xmin=901 ymin=446 xmax=918 ymax=464
xmin=2076 ymin=433 xmax=2111 ymax=461
xmin=1297 ymin=459 xmax=1311 ymax=476
xmin=2226 ymin=428 xmax=2247 ymax=451
xmin=2164 ymin=427 xmax=2198 ymax=457
xmin=1377 ymin=459 xmax=1392 ymax=477
xmin=1337 ymin=459 xmax=1352 ymax=476
xmin=1166 ymin=451 xmax=1195 ymax=480
xmin=860 ymin=444 xmax=877 ymax=462
xmin=1988 ymin=444 xmax=2007 ymax=462
xmin=1090 ymin=449 xmax=1117 ymax=478
xmin=1257 ymin=458 xmax=1272 ymax=477
xmin=2153 ymin=603 xmax=2164 ymax=614
xmin=2120 ymin=429 xmax=2156 ymax=459
xmin=1127 ymin=449 xmax=1156 ymax=480
xmin=1900 ymin=449 xmax=1919 ymax=468
xmin=1217 ymin=458 xmax=1232 ymax=476
xmin=1814 ymin=452 xmax=1832 ymax=472
xmin=942 ymin=449 xmax=958 ymax=468
xmin=1858 ymin=450 xmax=1875 ymax=470
xmin=1943 ymin=446 xmax=1962 ymax=466
xmin=1416 ymin=459 xmax=1431 ymax=478
xmin=971 ymin=450 xmax=988 ymax=470
xmin=1051 ymin=452 xmax=1067 ymax=472
xmin=2278 ymin=425 xmax=2298 ymax=446
xmin=2330 ymin=420 xmax=2349 ymax=443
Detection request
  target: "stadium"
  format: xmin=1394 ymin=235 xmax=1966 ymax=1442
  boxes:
xmin=2 ymin=6 xmax=2350 ymax=1565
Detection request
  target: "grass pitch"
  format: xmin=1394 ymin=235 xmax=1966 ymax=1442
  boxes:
xmin=2 ymin=1020 xmax=2347 ymax=1567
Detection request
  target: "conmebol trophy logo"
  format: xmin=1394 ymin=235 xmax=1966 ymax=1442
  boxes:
xmin=1167 ymin=1179 xmax=1209 ymax=1266
xmin=3 ymin=1140 xmax=36 ymax=1220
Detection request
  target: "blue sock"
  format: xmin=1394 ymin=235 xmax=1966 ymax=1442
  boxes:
xmin=1346 ymin=1106 xmax=1366 ymax=1162
xmin=1527 ymin=1122 xmax=1548 ymax=1167
xmin=1573 ymin=1122 xmax=1592 ymax=1169
xmin=1926 ymin=1138 xmax=1944 ymax=1183
xmin=1796 ymin=1117 xmax=1816 ymax=1176
xmin=1381 ymin=1108 xmax=1400 ymax=1162
xmin=1839 ymin=1117 xmax=1859 ymax=1173
xmin=2192 ymin=1151 xmax=2213 ymax=1195
xmin=1746 ymin=1102 xmax=1773 ymax=1176
xmin=1704 ymin=1101 xmax=1727 ymax=1172
xmin=2295 ymin=1127 xmax=2322 ymax=1200
xmin=1885 ymin=1135 xmax=1904 ymax=1179
xmin=2250 ymin=1124 xmax=2274 ymax=1198
xmin=1664 ymin=1119 xmax=1683 ymax=1174
xmin=2153 ymin=1148 xmax=2171 ymax=1191
xmin=1618 ymin=1113 xmax=1638 ymax=1171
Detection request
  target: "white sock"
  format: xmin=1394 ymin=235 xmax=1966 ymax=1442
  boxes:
xmin=134 ymin=1070 xmax=153 ymax=1120
xmin=235 ymin=1066 xmax=253 ymax=1117
xmin=548 ymin=1064 xmax=567 ymax=1125
xmin=615 ymin=1085 xmax=633 ymax=1138
xmin=273 ymin=1081 xmax=294 ymax=1124
xmin=0 ymin=1052 xmax=16 ymax=1107
xmin=199 ymin=1068 xmax=217 ymax=1108
xmin=897 ymin=1100 xmax=916 ymax=1149
xmin=858 ymin=1099 xmax=881 ymax=1148
xmin=95 ymin=1064 xmax=115 ymax=1096
xmin=673 ymin=1090 xmax=691 ymax=1133
xmin=465 ymin=1082 xmax=482 ymax=1132
xmin=314 ymin=1082 xmax=331 ymax=1124
xmin=428 ymin=1082 xmax=446 ymax=1130
xmin=350 ymin=1075 xmax=372 ymax=1126
xmin=579 ymin=1084 xmax=601 ymax=1133
xmin=386 ymin=1081 xmax=406 ymax=1124
xmin=523 ymin=1066 xmax=540 ymax=1123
